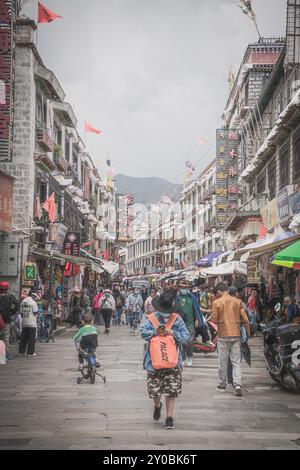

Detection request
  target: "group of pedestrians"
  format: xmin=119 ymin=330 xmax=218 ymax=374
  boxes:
xmin=0 ymin=282 xmax=61 ymax=361
xmin=140 ymin=281 xmax=251 ymax=430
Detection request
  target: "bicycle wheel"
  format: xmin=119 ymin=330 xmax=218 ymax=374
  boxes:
xmin=89 ymin=365 xmax=96 ymax=384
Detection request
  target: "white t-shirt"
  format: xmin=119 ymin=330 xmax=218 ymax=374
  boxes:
xmin=21 ymin=297 xmax=39 ymax=327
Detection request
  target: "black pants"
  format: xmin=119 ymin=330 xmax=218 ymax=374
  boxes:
xmin=73 ymin=310 xmax=82 ymax=328
xmin=196 ymin=324 xmax=210 ymax=343
xmin=19 ymin=327 xmax=36 ymax=355
xmin=101 ymin=309 xmax=113 ymax=329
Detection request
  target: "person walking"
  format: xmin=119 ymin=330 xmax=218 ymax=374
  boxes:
xmin=211 ymin=283 xmax=250 ymax=396
xmin=99 ymin=289 xmax=115 ymax=334
xmin=92 ymin=288 xmax=104 ymax=326
xmin=113 ymin=286 xmax=125 ymax=325
xmin=144 ymin=288 xmax=157 ymax=316
xmin=68 ymin=287 xmax=83 ymax=328
xmin=176 ymin=281 xmax=209 ymax=367
xmin=0 ymin=282 xmax=19 ymax=360
xmin=140 ymin=290 xmax=190 ymax=429
xmin=125 ymin=288 xmax=143 ymax=333
xmin=19 ymin=292 xmax=39 ymax=356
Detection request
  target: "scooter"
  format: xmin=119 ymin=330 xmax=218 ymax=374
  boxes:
xmin=263 ymin=303 xmax=300 ymax=394
xmin=193 ymin=313 xmax=218 ymax=354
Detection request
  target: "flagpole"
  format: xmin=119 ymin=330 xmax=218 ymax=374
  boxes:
xmin=252 ymin=15 xmax=262 ymax=40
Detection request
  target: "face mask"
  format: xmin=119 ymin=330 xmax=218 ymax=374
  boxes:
xmin=158 ymin=311 xmax=171 ymax=321
xmin=105 ymin=293 xmax=110 ymax=298
xmin=134 ymin=291 xmax=138 ymax=295
xmin=180 ymin=289 xmax=188 ymax=295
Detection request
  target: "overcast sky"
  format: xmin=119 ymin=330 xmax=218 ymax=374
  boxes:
xmin=22 ymin=0 xmax=286 ymax=183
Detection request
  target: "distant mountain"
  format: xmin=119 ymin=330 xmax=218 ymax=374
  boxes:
xmin=115 ymin=174 xmax=183 ymax=205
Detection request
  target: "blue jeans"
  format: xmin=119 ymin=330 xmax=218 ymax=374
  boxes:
xmin=115 ymin=307 xmax=123 ymax=324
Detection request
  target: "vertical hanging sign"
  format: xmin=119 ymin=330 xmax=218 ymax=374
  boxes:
xmin=216 ymin=129 xmax=239 ymax=228
xmin=216 ymin=130 xmax=228 ymax=228
xmin=0 ymin=0 xmax=16 ymax=162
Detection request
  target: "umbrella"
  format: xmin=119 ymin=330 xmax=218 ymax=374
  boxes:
xmin=241 ymin=342 xmax=251 ymax=366
xmin=271 ymin=240 xmax=300 ymax=269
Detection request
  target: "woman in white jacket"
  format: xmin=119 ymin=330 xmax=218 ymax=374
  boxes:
xmin=99 ymin=290 xmax=116 ymax=334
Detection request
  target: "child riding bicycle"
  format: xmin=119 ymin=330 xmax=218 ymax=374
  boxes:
xmin=73 ymin=315 xmax=100 ymax=370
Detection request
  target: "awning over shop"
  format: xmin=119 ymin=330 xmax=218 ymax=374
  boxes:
xmin=270 ymin=240 xmax=300 ymax=269
xmin=238 ymin=230 xmax=300 ymax=256
xmin=186 ymin=269 xmax=201 ymax=282
xmin=196 ymin=251 xmax=223 ymax=267
xmin=201 ymin=261 xmax=247 ymax=277
xmin=100 ymin=260 xmax=119 ymax=277
xmin=157 ymin=270 xmax=186 ymax=282
xmin=32 ymin=247 xmax=91 ymax=266
xmin=214 ymin=251 xmax=235 ymax=266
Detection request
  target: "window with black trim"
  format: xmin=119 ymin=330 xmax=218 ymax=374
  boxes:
xmin=268 ymin=160 xmax=276 ymax=200
xmin=279 ymin=142 xmax=290 ymax=189
xmin=257 ymin=170 xmax=266 ymax=194
xmin=294 ymin=130 xmax=300 ymax=181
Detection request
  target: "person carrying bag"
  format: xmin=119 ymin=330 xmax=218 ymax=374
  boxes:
xmin=140 ymin=290 xmax=189 ymax=430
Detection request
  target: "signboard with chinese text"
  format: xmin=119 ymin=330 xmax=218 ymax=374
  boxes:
xmin=277 ymin=186 xmax=290 ymax=221
xmin=63 ymin=232 xmax=81 ymax=257
xmin=0 ymin=0 xmax=16 ymax=162
xmin=216 ymin=129 xmax=239 ymax=228
xmin=116 ymin=194 xmax=134 ymax=242
xmin=0 ymin=171 xmax=14 ymax=232
xmin=289 ymin=190 xmax=300 ymax=215
xmin=48 ymin=223 xmax=68 ymax=252
xmin=247 ymin=259 xmax=260 ymax=284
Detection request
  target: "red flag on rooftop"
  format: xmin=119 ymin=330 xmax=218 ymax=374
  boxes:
xmin=38 ymin=1 xmax=63 ymax=24
xmin=85 ymin=121 xmax=102 ymax=135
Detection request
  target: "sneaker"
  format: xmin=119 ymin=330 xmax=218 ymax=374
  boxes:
xmin=153 ymin=401 xmax=162 ymax=421
xmin=186 ymin=357 xmax=192 ymax=367
xmin=235 ymin=386 xmax=242 ymax=397
xmin=165 ymin=417 xmax=175 ymax=429
xmin=27 ymin=353 xmax=37 ymax=357
xmin=216 ymin=385 xmax=226 ymax=392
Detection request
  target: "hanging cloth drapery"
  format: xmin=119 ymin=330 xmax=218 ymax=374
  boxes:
xmin=34 ymin=194 xmax=42 ymax=220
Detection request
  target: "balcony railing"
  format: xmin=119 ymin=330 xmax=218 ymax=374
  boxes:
xmin=35 ymin=153 xmax=56 ymax=172
xmin=36 ymin=122 xmax=54 ymax=153
xmin=53 ymin=151 xmax=69 ymax=173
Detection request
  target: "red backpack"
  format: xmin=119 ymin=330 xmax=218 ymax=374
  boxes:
xmin=148 ymin=313 xmax=179 ymax=370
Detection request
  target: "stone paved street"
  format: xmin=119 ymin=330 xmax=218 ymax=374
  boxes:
xmin=0 ymin=326 xmax=300 ymax=450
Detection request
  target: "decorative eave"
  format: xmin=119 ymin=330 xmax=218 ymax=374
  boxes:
xmin=35 ymin=64 xmax=65 ymax=103
xmin=240 ymin=88 xmax=300 ymax=182
xmin=51 ymin=101 xmax=77 ymax=128
xmin=224 ymin=211 xmax=261 ymax=232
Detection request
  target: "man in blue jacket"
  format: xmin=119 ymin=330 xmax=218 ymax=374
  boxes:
xmin=176 ymin=281 xmax=212 ymax=367
xmin=140 ymin=290 xmax=190 ymax=430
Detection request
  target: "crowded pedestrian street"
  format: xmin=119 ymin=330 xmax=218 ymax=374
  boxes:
xmin=2 ymin=0 xmax=300 ymax=455
xmin=1 ymin=325 xmax=300 ymax=451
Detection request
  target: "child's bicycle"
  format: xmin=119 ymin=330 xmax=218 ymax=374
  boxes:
xmin=76 ymin=347 xmax=106 ymax=385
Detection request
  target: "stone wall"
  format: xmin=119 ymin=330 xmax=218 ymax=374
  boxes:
xmin=0 ymin=27 xmax=36 ymax=296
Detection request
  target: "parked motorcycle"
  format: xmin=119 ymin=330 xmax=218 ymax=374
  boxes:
xmin=193 ymin=313 xmax=218 ymax=354
xmin=263 ymin=304 xmax=300 ymax=394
